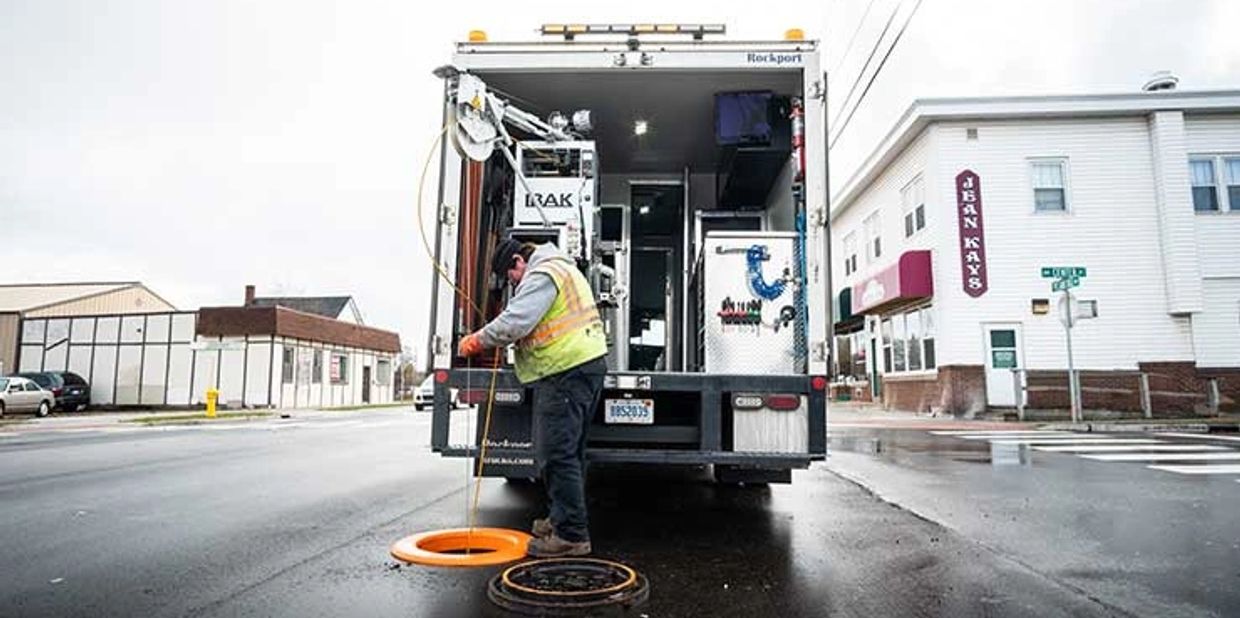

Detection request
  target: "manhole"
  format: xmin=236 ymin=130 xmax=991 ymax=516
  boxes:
xmin=487 ymin=558 xmax=649 ymax=616
xmin=390 ymin=528 xmax=530 ymax=567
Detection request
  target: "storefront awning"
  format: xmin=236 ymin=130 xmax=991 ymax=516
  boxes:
xmin=851 ymin=250 xmax=933 ymax=315
xmin=834 ymin=288 xmax=863 ymax=332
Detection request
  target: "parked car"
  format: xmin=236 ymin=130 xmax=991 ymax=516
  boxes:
xmin=412 ymin=375 xmax=463 ymax=411
xmin=15 ymin=371 xmax=90 ymax=411
xmin=0 ymin=377 xmax=55 ymax=417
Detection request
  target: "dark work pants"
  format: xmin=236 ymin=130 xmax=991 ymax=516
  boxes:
xmin=532 ymin=356 xmax=606 ymax=543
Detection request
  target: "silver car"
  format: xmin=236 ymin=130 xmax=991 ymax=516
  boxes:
xmin=0 ymin=376 xmax=54 ymax=417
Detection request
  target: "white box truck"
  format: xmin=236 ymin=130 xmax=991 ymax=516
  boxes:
xmin=425 ymin=24 xmax=829 ymax=484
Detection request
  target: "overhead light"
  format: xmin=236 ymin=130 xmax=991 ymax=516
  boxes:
xmin=634 ymin=120 xmax=648 ymax=136
xmin=639 ymin=206 xmax=651 ymax=215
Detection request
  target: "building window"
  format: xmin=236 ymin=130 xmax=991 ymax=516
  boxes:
xmin=1031 ymin=159 xmax=1068 ymax=212
xmin=881 ymin=319 xmax=893 ymax=373
xmin=902 ymin=176 xmax=926 ymax=238
xmin=281 ymin=347 xmax=294 ymax=384
xmin=312 ymin=350 xmax=323 ymax=384
xmin=1190 ymin=155 xmax=1240 ymax=213
xmin=377 ymin=359 xmax=392 ymax=386
xmin=1228 ymin=158 xmax=1240 ymax=210
xmin=331 ymin=353 xmax=349 ymax=384
xmin=842 ymin=233 xmax=858 ymax=276
xmin=1190 ymin=158 xmax=1219 ymax=212
xmin=880 ymin=306 xmax=936 ymax=375
xmin=864 ymin=212 xmax=881 ymax=263
xmin=833 ymin=330 xmax=869 ymax=381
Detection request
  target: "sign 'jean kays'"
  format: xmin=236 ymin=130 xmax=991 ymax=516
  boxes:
xmin=956 ymin=170 xmax=988 ymax=297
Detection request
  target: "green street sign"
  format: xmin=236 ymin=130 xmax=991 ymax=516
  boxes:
xmin=1041 ymin=266 xmax=1087 ymax=278
xmin=1052 ymin=277 xmax=1081 ymax=292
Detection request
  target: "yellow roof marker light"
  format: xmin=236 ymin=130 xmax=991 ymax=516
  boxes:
xmin=390 ymin=527 xmax=532 ymax=567
xmin=539 ymin=23 xmax=727 ymax=40
xmin=468 ymin=30 xmax=488 ymax=42
xmin=785 ymin=28 xmax=805 ymax=41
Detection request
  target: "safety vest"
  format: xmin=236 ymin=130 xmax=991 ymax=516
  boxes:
xmin=514 ymin=256 xmax=607 ymax=383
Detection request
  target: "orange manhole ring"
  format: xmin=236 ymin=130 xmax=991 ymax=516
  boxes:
xmin=390 ymin=527 xmax=531 ymax=567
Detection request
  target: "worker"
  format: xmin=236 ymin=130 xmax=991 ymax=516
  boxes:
xmin=457 ymin=238 xmax=607 ymax=557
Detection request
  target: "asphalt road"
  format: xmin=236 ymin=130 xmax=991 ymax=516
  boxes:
xmin=1 ymin=408 xmax=1236 ymax=617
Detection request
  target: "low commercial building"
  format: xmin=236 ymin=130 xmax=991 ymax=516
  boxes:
xmin=830 ymin=85 xmax=1240 ymax=414
xmin=11 ymin=284 xmax=399 ymax=409
xmin=0 ymin=282 xmax=176 ymax=375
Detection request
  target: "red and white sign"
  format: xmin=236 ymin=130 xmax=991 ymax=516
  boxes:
xmin=955 ymin=170 xmax=989 ymax=297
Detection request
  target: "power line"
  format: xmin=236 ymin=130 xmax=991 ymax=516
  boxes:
xmin=829 ymin=0 xmax=880 ymax=78
xmin=829 ymin=0 xmax=905 ymax=137
xmin=829 ymin=0 xmax=926 ymax=150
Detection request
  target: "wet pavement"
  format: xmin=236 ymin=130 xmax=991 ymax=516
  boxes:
xmin=1 ymin=407 xmax=1237 ymax=616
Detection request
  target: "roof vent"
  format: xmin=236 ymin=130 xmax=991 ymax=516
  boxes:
xmin=1142 ymin=71 xmax=1179 ymax=92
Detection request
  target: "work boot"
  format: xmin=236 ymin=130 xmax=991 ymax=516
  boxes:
xmin=531 ymin=517 xmax=553 ymax=539
xmin=526 ymin=533 xmax=591 ymax=558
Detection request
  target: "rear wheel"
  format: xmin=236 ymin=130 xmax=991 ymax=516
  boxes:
xmin=36 ymin=400 xmax=50 ymax=418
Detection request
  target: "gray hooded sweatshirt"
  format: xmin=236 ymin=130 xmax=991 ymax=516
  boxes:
xmin=477 ymin=243 xmax=568 ymax=349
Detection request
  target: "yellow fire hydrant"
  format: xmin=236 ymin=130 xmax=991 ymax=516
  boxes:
xmin=206 ymin=388 xmax=219 ymax=418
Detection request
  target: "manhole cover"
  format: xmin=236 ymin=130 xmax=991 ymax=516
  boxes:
xmin=487 ymin=558 xmax=649 ymax=616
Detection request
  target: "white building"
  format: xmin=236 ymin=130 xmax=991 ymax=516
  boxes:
xmin=830 ymin=85 xmax=1240 ymax=415
xmin=12 ymin=285 xmax=399 ymax=409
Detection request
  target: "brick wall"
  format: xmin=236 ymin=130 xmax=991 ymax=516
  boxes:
xmin=938 ymin=365 xmax=986 ymax=416
xmin=882 ymin=376 xmax=940 ymax=413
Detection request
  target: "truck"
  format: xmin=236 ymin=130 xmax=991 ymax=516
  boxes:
xmin=425 ymin=23 xmax=829 ymax=484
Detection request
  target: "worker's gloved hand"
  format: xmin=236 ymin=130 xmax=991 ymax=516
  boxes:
xmin=457 ymin=332 xmax=484 ymax=358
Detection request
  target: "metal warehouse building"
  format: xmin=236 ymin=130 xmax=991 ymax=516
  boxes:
xmin=830 ymin=85 xmax=1240 ymax=415
xmin=9 ymin=283 xmax=400 ymax=409
xmin=0 ymin=282 xmax=176 ymax=375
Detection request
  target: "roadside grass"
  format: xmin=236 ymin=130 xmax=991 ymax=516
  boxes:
xmin=123 ymin=412 xmax=274 ymax=426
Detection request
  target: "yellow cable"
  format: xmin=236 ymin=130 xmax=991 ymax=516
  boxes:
xmin=415 ymin=122 xmax=506 ymax=547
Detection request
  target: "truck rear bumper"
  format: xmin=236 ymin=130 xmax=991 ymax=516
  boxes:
xmin=431 ymin=369 xmax=827 ymax=470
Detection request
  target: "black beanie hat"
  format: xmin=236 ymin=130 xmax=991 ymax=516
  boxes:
xmin=491 ymin=238 xmax=525 ymax=277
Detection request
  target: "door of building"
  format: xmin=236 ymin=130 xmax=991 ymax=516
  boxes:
xmin=983 ymin=324 xmax=1023 ymax=407
xmin=361 ymin=367 xmax=371 ymax=404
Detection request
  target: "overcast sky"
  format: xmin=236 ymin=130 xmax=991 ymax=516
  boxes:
xmin=3 ymin=0 xmax=1237 ymax=363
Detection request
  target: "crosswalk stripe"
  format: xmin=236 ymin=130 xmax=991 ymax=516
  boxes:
xmin=1081 ymin=452 xmax=1240 ymax=462
xmin=932 ymin=430 xmax=1073 ymax=437
xmin=990 ymin=438 xmax=1159 ymax=446
xmin=1147 ymin=464 xmax=1240 ymax=475
xmin=0 ymin=432 xmax=17 ymax=438
xmin=1156 ymin=432 xmax=1240 ymax=444
xmin=1036 ymin=444 xmax=1229 ymax=453
xmin=958 ymin=434 xmax=1080 ymax=441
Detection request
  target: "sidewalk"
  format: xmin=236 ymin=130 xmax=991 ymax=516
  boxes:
xmin=829 ymin=401 xmax=1240 ymax=433
xmin=0 ymin=403 xmax=416 ymax=432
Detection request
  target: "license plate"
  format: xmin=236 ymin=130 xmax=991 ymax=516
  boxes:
xmin=604 ymin=399 xmax=654 ymax=425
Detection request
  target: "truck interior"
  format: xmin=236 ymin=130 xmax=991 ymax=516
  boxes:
xmin=453 ymin=68 xmax=807 ymax=380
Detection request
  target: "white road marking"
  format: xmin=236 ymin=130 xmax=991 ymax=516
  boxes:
xmin=1036 ymin=444 xmax=1228 ymax=453
xmin=932 ymin=430 xmax=1074 ymax=437
xmin=1147 ymin=464 xmax=1240 ymax=475
xmin=990 ymin=438 xmax=1160 ymax=446
xmin=0 ymin=432 xmax=17 ymax=438
xmin=1156 ymin=432 xmax=1240 ymax=444
xmin=1080 ymin=452 xmax=1240 ymax=462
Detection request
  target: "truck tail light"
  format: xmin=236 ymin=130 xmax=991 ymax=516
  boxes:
xmin=435 ymin=370 xmax=448 ymax=384
xmin=763 ymin=394 xmax=802 ymax=411
xmin=811 ymin=376 xmax=827 ymax=391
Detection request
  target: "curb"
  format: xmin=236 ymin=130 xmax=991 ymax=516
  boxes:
xmin=1038 ymin=422 xmax=1227 ymax=433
